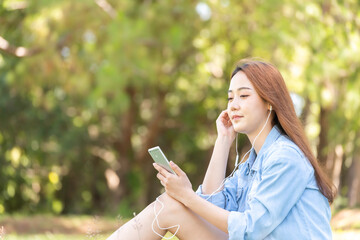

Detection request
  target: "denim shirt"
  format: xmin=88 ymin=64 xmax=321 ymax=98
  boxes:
xmin=196 ymin=125 xmax=332 ymax=240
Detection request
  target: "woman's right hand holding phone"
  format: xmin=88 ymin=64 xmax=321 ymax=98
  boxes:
xmin=216 ymin=110 xmax=236 ymax=142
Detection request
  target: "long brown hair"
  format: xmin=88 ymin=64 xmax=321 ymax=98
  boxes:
xmin=231 ymin=59 xmax=336 ymax=204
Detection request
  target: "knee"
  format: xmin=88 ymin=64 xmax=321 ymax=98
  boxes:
xmin=157 ymin=193 xmax=187 ymax=217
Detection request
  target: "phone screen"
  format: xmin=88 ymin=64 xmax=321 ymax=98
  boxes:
xmin=148 ymin=146 xmax=176 ymax=175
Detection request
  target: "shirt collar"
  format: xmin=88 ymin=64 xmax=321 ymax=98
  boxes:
xmin=247 ymin=125 xmax=283 ymax=171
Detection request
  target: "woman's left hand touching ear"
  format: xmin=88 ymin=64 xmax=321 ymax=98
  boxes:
xmin=153 ymin=161 xmax=194 ymax=205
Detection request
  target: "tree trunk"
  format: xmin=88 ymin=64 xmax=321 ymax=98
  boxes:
xmin=300 ymin=97 xmax=311 ymax=125
xmin=331 ymin=144 xmax=344 ymax=189
xmin=317 ymin=106 xmax=330 ymax=168
xmin=131 ymin=90 xmax=167 ymax=207
xmin=347 ymin=132 xmax=360 ymax=207
xmin=111 ymin=86 xmax=137 ymax=210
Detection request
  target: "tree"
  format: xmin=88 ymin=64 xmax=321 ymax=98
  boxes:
xmin=1 ymin=0 xmax=359 ymax=216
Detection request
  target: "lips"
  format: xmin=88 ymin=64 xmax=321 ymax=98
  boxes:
xmin=232 ymin=115 xmax=243 ymax=120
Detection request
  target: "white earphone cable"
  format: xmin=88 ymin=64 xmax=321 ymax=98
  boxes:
xmin=151 ymin=196 xmax=180 ymax=239
xmin=235 ymin=133 xmax=240 ymax=166
xmin=151 ymin=109 xmax=272 ymax=238
xmin=205 ymin=109 xmax=272 ymax=200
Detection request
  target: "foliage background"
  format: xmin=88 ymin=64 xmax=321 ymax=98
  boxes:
xmin=1 ymin=0 xmax=360 ymax=219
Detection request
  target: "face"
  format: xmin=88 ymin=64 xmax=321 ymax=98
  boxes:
xmin=227 ymin=71 xmax=269 ymax=135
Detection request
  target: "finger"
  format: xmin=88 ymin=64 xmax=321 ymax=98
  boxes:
xmin=154 ymin=163 xmax=172 ymax=179
xmin=223 ymin=111 xmax=230 ymax=121
xmin=219 ymin=116 xmax=229 ymax=126
xmin=157 ymin=172 xmax=166 ymax=183
xmin=217 ymin=110 xmax=227 ymax=120
xmin=223 ymin=111 xmax=232 ymax=123
xmin=153 ymin=163 xmax=159 ymax=171
xmin=170 ymin=161 xmax=184 ymax=176
xmin=153 ymin=163 xmax=165 ymax=174
xmin=226 ymin=119 xmax=233 ymax=127
xmin=224 ymin=110 xmax=230 ymax=119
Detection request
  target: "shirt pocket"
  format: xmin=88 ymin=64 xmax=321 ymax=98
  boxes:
xmin=236 ymin=175 xmax=250 ymax=211
xmin=247 ymin=170 xmax=261 ymax=202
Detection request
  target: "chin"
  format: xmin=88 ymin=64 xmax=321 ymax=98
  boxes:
xmin=233 ymin=124 xmax=247 ymax=134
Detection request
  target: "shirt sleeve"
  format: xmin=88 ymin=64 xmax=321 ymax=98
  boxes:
xmin=196 ymin=169 xmax=240 ymax=211
xmin=227 ymin=145 xmax=312 ymax=240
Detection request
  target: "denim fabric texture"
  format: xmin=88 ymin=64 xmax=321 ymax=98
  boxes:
xmin=196 ymin=125 xmax=332 ymax=240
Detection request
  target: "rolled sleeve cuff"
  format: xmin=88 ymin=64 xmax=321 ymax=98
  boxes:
xmin=195 ymin=185 xmax=226 ymax=208
xmin=228 ymin=211 xmax=246 ymax=240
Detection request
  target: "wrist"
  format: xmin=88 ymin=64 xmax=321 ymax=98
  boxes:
xmin=215 ymin=136 xmax=234 ymax=147
xmin=182 ymin=189 xmax=197 ymax=207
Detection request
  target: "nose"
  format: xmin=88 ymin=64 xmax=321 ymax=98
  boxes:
xmin=228 ymin=97 xmax=240 ymax=112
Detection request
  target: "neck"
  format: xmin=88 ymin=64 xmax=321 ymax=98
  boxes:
xmin=248 ymin=123 xmax=273 ymax=154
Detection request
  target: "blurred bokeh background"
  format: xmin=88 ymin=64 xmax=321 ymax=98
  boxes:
xmin=1 ymin=0 xmax=360 ymax=239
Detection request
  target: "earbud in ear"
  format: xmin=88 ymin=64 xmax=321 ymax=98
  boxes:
xmin=269 ymin=105 xmax=272 ymax=111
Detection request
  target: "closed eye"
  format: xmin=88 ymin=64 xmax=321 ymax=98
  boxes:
xmin=240 ymin=95 xmax=249 ymax=98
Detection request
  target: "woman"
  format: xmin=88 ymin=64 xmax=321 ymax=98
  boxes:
xmin=108 ymin=59 xmax=336 ymax=240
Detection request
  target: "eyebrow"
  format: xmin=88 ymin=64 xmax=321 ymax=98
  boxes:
xmin=228 ymin=87 xmax=252 ymax=93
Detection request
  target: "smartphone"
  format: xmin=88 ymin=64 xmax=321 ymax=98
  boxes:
xmin=148 ymin=146 xmax=176 ymax=175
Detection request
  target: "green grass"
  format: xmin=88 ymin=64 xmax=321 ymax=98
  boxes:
xmin=2 ymin=234 xmax=107 ymax=240
xmin=0 ymin=215 xmax=179 ymax=240
xmin=1 ymin=233 xmax=178 ymax=240
xmin=162 ymin=232 xmax=179 ymax=240
xmin=2 ymin=231 xmax=360 ymax=240
xmin=3 ymin=231 xmax=360 ymax=240
xmin=1 ymin=209 xmax=360 ymax=240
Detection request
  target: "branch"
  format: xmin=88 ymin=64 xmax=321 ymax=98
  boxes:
xmin=95 ymin=0 xmax=117 ymax=19
xmin=0 ymin=36 xmax=42 ymax=57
